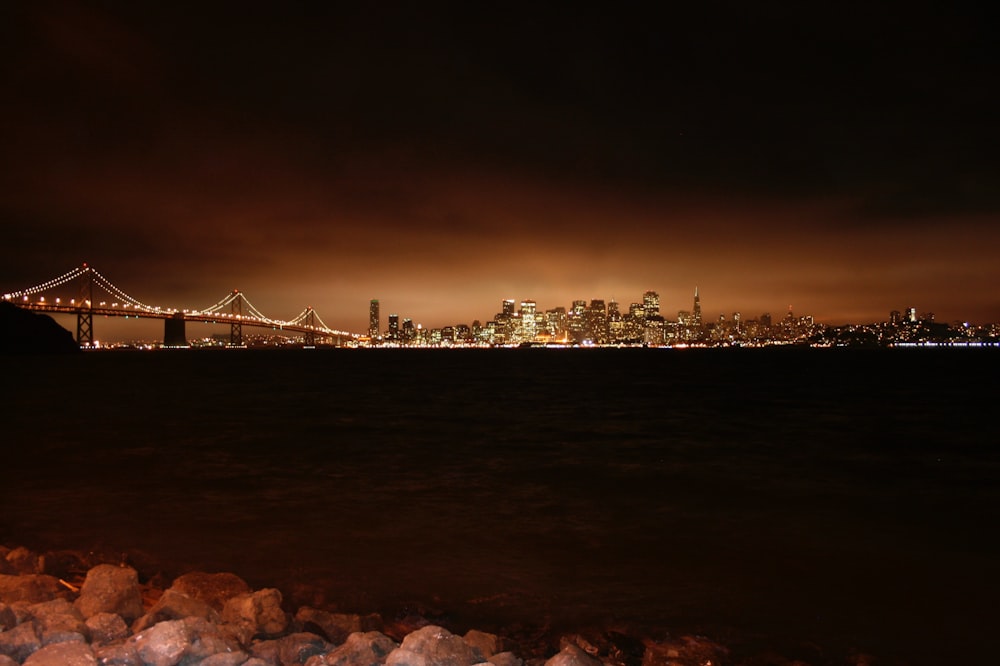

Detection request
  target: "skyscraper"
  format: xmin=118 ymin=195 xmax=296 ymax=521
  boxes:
xmin=643 ymin=291 xmax=660 ymax=319
xmin=368 ymin=299 xmax=380 ymax=339
xmin=693 ymin=287 xmax=702 ymax=326
xmin=388 ymin=313 xmax=400 ymax=342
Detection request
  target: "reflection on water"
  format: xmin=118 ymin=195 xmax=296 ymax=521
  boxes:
xmin=2 ymin=348 xmax=998 ymax=663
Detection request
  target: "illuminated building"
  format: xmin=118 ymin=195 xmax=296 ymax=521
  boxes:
xmin=368 ymin=299 xmax=380 ymax=339
xmin=519 ymin=300 xmax=537 ymax=342
xmin=643 ymin=291 xmax=660 ymax=319
xmin=545 ymin=307 xmax=567 ymax=340
xmin=608 ymin=300 xmax=623 ymax=342
xmin=388 ymin=313 xmax=400 ymax=342
xmin=624 ymin=302 xmax=645 ymax=341
xmin=586 ymin=299 xmax=608 ymax=344
xmin=402 ymin=318 xmax=415 ymax=344
xmin=693 ymin=287 xmax=702 ymax=326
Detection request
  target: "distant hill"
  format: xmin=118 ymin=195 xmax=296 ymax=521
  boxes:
xmin=0 ymin=302 xmax=80 ymax=353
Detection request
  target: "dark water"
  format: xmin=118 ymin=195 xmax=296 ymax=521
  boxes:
xmin=2 ymin=348 xmax=997 ymax=663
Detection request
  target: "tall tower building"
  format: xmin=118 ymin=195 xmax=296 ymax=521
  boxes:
xmin=693 ymin=287 xmax=702 ymax=326
xmin=643 ymin=291 xmax=660 ymax=319
xmin=388 ymin=313 xmax=400 ymax=341
xmin=368 ymin=299 xmax=380 ymax=339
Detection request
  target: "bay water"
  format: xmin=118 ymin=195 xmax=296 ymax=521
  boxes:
xmin=2 ymin=348 xmax=997 ymax=663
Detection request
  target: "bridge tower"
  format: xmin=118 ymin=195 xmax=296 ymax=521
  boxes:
xmin=303 ymin=308 xmax=316 ymax=347
xmin=76 ymin=264 xmax=94 ymax=347
xmin=230 ymin=290 xmax=243 ymax=347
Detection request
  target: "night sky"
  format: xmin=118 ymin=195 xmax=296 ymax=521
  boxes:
xmin=2 ymin=2 xmax=998 ymax=337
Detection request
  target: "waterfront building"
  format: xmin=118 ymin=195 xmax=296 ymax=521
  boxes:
xmin=368 ymin=299 xmax=380 ymax=340
xmin=643 ymin=291 xmax=660 ymax=319
xmin=388 ymin=313 xmax=400 ymax=342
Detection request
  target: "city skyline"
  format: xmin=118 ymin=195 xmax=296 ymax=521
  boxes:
xmin=2 ymin=5 xmax=997 ymax=332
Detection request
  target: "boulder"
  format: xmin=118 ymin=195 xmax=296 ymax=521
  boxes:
xmin=198 ymin=652 xmax=251 ymax=666
xmin=0 ymin=603 xmax=16 ymax=632
xmin=28 ymin=597 xmax=87 ymax=645
xmin=0 ymin=654 xmax=16 ymax=666
xmin=295 ymin=607 xmax=382 ymax=644
xmin=4 ymin=547 xmax=44 ymax=575
xmin=22 ymin=640 xmax=96 ymax=666
xmin=85 ymin=612 xmax=130 ymax=646
xmin=74 ymin=565 xmax=144 ymax=622
xmin=92 ymin=642 xmax=140 ymax=666
xmin=132 ymin=588 xmax=221 ymax=633
xmin=268 ymin=632 xmax=333 ymax=666
xmin=180 ymin=616 xmax=243 ymax=663
xmin=385 ymin=625 xmax=485 ymax=666
xmin=127 ymin=616 xmax=237 ymax=666
xmin=222 ymin=588 xmax=288 ymax=637
xmin=169 ymin=572 xmax=252 ymax=612
xmin=310 ymin=630 xmax=399 ymax=666
xmin=464 ymin=630 xmax=513 ymax=659
xmin=132 ymin=619 xmax=191 ymax=666
xmin=544 ymin=644 xmax=602 ymax=666
xmin=640 ymin=636 xmax=729 ymax=666
xmin=487 ymin=652 xmax=524 ymax=666
xmin=0 ymin=620 xmax=41 ymax=662
xmin=0 ymin=574 xmax=62 ymax=604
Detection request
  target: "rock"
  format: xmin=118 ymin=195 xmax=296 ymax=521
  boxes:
xmin=28 ymin=597 xmax=87 ymax=645
xmin=641 ymin=636 xmax=729 ymax=666
xmin=0 ymin=574 xmax=62 ymax=604
xmin=252 ymin=631 xmax=330 ymax=665
xmin=295 ymin=607 xmax=382 ymax=644
xmin=222 ymin=588 xmax=289 ymax=638
xmin=464 ymin=630 xmax=512 ymax=659
xmin=0 ymin=620 xmax=41 ymax=662
xmin=0 ymin=654 xmax=16 ymax=666
xmin=281 ymin=632 xmax=334 ymax=664
xmin=199 ymin=652 xmax=251 ymax=666
xmin=22 ymin=640 xmax=96 ymax=666
xmin=132 ymin=588 xmax=221 ymax=633
xmin=74 ymin=565 xmax=144 ymax=622
xmin=0 ymin=603 xmax=16 ymax=632
xmin=181 ymin=616 xmax=243 ymax=663
xmin=132 ymin=619 xmax=191 ymax=666
xmin=85 ymin=612 xmax=130 ymax=646
xmin=169 ymin=572 xmax=252 ymax=612
xmin=385 ymin=625 xmax=485 ymax=666
xmin=128 ymin=616 xmax=238 ymax=666
xmin=4 ymin=547 xmax=44 ymax=575
xmin=488 ymin=652 xmax=524 ymax=666
xmin=311 ymin=630 xmax=399 ymax=666
xmin=544 ymin=644 xmax=603 ymax=666
xmin=92 ymin=642 xmax=141 ymax=666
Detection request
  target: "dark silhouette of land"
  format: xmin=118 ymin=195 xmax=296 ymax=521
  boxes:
xmin=0 ymin=302 xmax=79 ymax=354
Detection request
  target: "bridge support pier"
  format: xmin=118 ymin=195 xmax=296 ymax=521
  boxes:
xmin=76 ymin=264 xmax=94 ymax=347
xmin=303 ymin=308 xmax=316 ymax=347
xmin=164 ymin=313 xmax=188 ymax=347
xmin=229 ymin=290 xmax=244 ymax=347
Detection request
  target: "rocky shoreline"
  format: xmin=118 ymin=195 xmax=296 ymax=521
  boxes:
xmin=0 ymin=545 xmax=874 ymax=666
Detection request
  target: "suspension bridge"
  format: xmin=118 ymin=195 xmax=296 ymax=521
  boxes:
xmin=2 ymin=264 xmax=358 ymax=348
